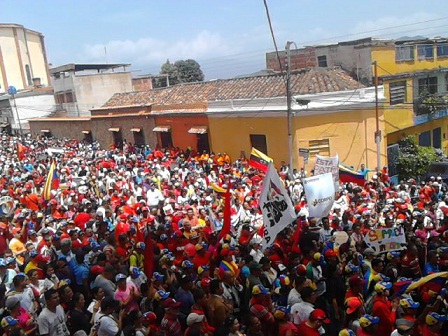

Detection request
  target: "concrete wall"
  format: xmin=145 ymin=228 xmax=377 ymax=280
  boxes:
xmin=16 ymin=94 xmax=56 ymax=130
xmin=29 ymin=115 xmax=158 ymax=149
xmin=154 ymin=115 xmax=209 ymax=149
xmin=208 ymin=108 xmax=386 ymax=172
xmin=0 ymin=25 xmax=50 ymax=92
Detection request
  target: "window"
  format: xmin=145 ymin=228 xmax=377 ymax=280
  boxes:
xmin=417 ymin=44 xmax=434 ymax=60
xmin=389 ymin=81 xmax=407 ymax=105
xmin=395 ymin=45 xmax=414 ymax=61
xmin=437 ymin=43 xmax=448 ymax=58
xmin=309 ymin=138 xmax=330 ymax=156
xmin=418 ymin=77 xmax=438 ymax=96
xmin=65 ymin=92 xmax=75 ymax=103
xmin=250 ymin=134 xmax=268 ymax=155
xmin=433 ymin=127 xmax=442 ymax=149
xmin=25 ymin=65 xmax=32 ymax=86
xmin=419 ymin=131 xmax=431 ymax=147
xmin=317 ymin=55 xmax=328 ymax=68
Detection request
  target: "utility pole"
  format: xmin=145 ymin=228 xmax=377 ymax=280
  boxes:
xmin=286 ymin=41 xmax=294 ymax=180
xmin=373 ymin=61 xmax=381 ymax=171
xmin=7 ymin=86 xmax=23 ymax=136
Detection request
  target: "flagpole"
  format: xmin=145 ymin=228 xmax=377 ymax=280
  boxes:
xmin=286 ymin=41 xmax=295 ymax=180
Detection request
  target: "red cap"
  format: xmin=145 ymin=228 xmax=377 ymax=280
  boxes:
xmin=310 ymin=309 xmax=330 ymax=323
xmin=201 ymin=277 xmax=211 ymax=288
xmin=12 ymin=228 xmax=21 ymax=235
xmin=0 ymin=222 xmax=7 ymax=230
xmin=162 ymin=298 xmax=181 ymax=309
xmin=325 ymin=250 xmax=337 ymax=258
xmin=348 ymin=275 xmax=366 ymax=288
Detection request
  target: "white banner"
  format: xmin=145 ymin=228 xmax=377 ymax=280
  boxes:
xmin=302 ymin=173 xmax=335 ymax=218
xmin=364 ymin=227 xmax=407 ymax=253
xmin=314 ymin=154 xmax=339 ymax=190
xmin=260 ymin=162 xmax=296 ymax=249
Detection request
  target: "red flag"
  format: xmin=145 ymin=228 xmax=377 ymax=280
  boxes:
xmin=17 ymin=143 xmax=25 ymax=160
xmin=218 ymin=183 xmax=232 ymax=242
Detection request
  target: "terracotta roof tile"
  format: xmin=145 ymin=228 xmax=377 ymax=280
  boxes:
xmin=101 ymin=68 xmax=363 ymax=109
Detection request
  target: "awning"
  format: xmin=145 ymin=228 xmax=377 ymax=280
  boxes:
xmin=188 ymin=126 xmax=208 ymax=134
xmin=130 ymin=128 xmax=141 ymax=132
xmin=108 ymin=127 xmax=120 ymax=132
xmin=40 ymin=129 xmax=50 ymax=133
xmin=81 ymin=130 xmax=91 ymax=134
xmin=153 ymin=126 xmax=171 ymax=132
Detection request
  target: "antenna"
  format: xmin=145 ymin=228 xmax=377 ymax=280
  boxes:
xmin=104 ymin=46 xmax=108 ymax=65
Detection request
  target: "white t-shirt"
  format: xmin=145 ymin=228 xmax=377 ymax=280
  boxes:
xmin=98 ymin=314 xmax=123 ymax=336
xmin=37 ymin=305 xmax=70 ymax=336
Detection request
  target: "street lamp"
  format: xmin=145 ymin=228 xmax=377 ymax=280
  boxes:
xmin=285 ymin=41 xmax=296 ymax=180
xmin=7 ymin=86 xmax=23 ymax=136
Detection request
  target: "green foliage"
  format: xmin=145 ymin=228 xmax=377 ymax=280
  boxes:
xmin=397 ymin=134 xmax=438 ymax=181
xmin=156 ymin=59 xmax=204 ymax=88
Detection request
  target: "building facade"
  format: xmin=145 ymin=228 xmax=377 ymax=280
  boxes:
xmin=0 ymin=23 xmax=51 ymax=93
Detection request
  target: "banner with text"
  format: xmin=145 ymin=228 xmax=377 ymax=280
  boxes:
xmin=302 ymin=173 xmax=335 ymax=218
xmin=364 ymin=226 xmax=407 ymax=253
xmin=314 ymin=154 xmax=339 ymax=190
xmin=260 ymin=162 xmax=296 ymax=249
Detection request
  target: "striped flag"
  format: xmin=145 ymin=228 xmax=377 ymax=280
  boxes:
xmin=43 ymin=160 xmax=59 ymax=201
xmin=249 ymin=148 xmax=273 ymax=172
xmin=339 ymin=164 xmax=365 ymax=185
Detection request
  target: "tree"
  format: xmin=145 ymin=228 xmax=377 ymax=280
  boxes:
xmin=157 ymin=59 xmax=204 ymax=88
xmin=174 ymin=59 xmax=204 ymax=83
xmin=397 ymin=134 xmax=438 ymax=181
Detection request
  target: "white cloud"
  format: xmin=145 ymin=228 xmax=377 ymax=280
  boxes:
xmin=79 ymin=30 xmax=234 ymax=73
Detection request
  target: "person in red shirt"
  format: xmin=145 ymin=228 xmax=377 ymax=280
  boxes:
xmin=358 ymin=314 xmax=379 ymax=336
xmin=192 ymin=242 xmax=210 ymax=270
xmin=296 ymin=309 xmax=329 ymax=336
xmin=418 ymin=312 xmax=446 ymax=336
xmin=372 ymin=282 xmax=398 ymax=335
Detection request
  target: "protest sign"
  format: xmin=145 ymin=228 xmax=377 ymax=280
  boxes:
xmin=302 ymin=173 xmax=335 ymax=218
xmin=364 ymin=226 xmax=407 ymax=253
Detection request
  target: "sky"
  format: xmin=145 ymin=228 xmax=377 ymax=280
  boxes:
xmin=2 ymin=0 xmax=448 ymax=80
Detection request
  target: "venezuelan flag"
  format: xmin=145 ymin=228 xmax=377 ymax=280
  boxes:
xmin=43 ymin=160 xmax=59 ymax=201
xmin=249 ymin=148 xmax=273 ymax=172
xmin=339 ymin=164 xmax=365 ymax=185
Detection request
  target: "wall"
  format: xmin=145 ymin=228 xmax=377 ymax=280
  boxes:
xmin=73 ymin=73 xmax=133 ymax=112
xmin=209 ymin=108 xmax=386 ymax=172
xmin=15 ymin=94 xmax=56 ymax=129
xmin=29 ymin=115 xmax=158 ymax=149
xmin=372 ymin=45 xmax=448 ymax=77
xmin=154 ymin=114 xmax=209 ymax=150
xmin=266 ymin=47 xmax=316 ymax=71
xmin=0 ymin=25 xmax=49 ymax=92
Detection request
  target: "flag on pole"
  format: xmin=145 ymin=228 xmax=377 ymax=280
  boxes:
xmin=338 ymin=164 xmax=365 ymax=185
xmin=217 ymin=182 xmax=232 ymax=242
xmin=43 ymin=160 xmax=59 ymax=201
xmin=259 ymin=162 xmax=296 ymax=249
xmin=249 ymin=148 xmax=273 ymax=172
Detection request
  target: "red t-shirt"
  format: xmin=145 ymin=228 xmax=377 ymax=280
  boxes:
xmin=296 ymin=322 xmax=320 ymax=336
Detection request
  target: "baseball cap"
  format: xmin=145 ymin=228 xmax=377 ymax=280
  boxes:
xmin=325 ymin=249 xmax=337 ymax=258
xmin=131 ymin=267 xmax=142 ymax=278
xmin=345 ymin=264 xmax=360 ymax=274
xmin=5 ymin=296 xmax=21 ymax=310
xmin=197 ymin=265 xmax=209 ymax=275
xmin=374 ymin=281 xmax=392 ymax=293
xmin=136 ymin=242 xmax=146 ymax=250
xmin=162 ymin=298 xmax=181 ymax=309
xmin=359 ymin=314 xmax=380 ymax=328
xmin=387 ymin=251 xmax=401 ymax=260
xmin=200 ymin=277 xmax=211 ymax=288
xmin=0 ymin=258 xmax=5 ymax=267
xmin=143 ymin=311 xmax=157 ymax=323
xmin=395 ymin=318 xmax=414 ymax=331
xmin=426 ymin=312 xmax=447 ymax=326
xmin=278 ymin=263 xmax=287 ymax=272
xmin=339 ymin=329 xmax=356 ymax=336
xmin=400 ymin=298 xmax=420 ymax=309
xmin=181 ymin=260 xmax=194 ymax=269
xmin=115 ymin=273 xmax=127 ymax=282
xmin=29 ymin=250 xmax=38 ymax=258
xmin=348 ymin=275 xmax=366 ymax=288
xmin=313 ymin=252 xmax=324 ymax=262
xmin=1 ymin=316 xmax=18 ymax=328
xmin=310 ymin=309 xmax=330 ymax=323
xmin=12 ymin=228 xmax=21 ymax=235
xmin=252 ymin=284 xmax=269 ymax=295
xmin=152 ymin=272 xmax=164 ymax=281
xmin=279 ymin=274 xmax=290 ymax=286
xmin=363 ymin=247 xmax=378 ymax=256
xmin=273 ymin=305 xmax=290 ymax=320
xmin=186 ymin=313 xmax=205 ymax=326
xmin=346 ymin=297 xmax=363 ymax=314
xmin=154 ymin=290 xmax=170 ymax=301
xmin=28 ymin=230 xmax=37 ymax=236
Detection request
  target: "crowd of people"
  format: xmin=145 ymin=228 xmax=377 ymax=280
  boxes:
xmin=0 ymin=133 xmax=448 ymax=336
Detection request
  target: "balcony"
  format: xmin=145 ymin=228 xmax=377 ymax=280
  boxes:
xmin=413 ymin=93 xmax=448 ymax=125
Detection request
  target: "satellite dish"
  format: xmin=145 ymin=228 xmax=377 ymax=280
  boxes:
xmin=7 ymin=86 xmax=17 ymax=95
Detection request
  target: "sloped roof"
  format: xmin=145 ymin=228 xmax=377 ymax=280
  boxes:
xmin=101 ymin=68 xmax=363 ymax=109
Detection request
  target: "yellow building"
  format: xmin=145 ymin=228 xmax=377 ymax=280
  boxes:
xmin=208 ymin=82 xmax=387 ymax=172
xmin=0 ymin=23 xmax=51 ymax=92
